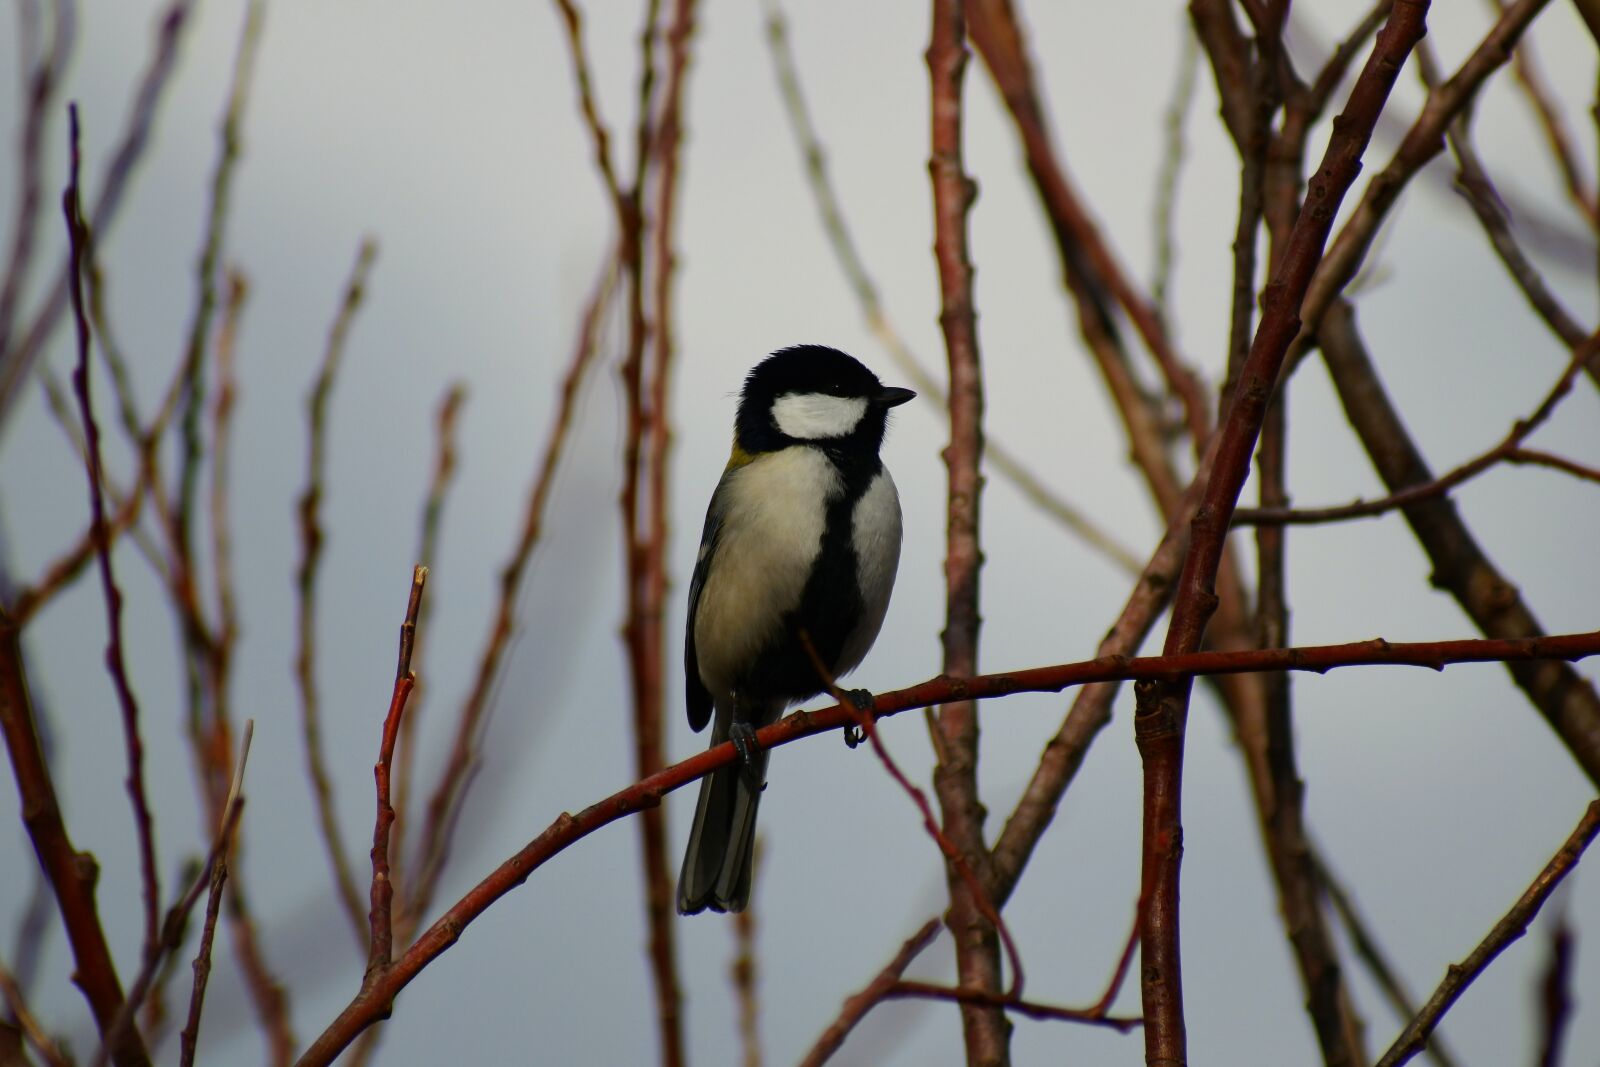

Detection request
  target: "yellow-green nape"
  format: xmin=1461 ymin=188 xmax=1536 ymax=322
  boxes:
xmin=725 ymin=439 xmax=755 ymax=471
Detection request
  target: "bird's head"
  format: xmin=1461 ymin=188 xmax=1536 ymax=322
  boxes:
xmin=734 ymin=345 xmax=915 ymax=456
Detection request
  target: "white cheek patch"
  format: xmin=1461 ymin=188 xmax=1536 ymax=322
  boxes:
xmin=771 ymin=392 xmax=868 ymax=440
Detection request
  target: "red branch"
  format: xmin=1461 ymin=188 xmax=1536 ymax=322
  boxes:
xmin=367 ymin=567 xmax=427 ymax=978
xmin=293 ymin=626 xmax=1598 ymax=1065
xmin=798 ymin=634 xmax=1024 ymax=999
xmin=1140 ymin=5 xmax=1430 ymax=1061
xmin=926 ymin=1 xmax=1010 ymax=1061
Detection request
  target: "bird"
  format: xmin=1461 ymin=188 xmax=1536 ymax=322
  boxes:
xmin=677 ymin=344 xmax=914 ymax=914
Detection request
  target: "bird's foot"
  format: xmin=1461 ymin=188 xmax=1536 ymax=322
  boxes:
xmin=729 ymin=722 xmax=767 ymax=792
xmin=842 ymin=688 xmax=876 ymax=749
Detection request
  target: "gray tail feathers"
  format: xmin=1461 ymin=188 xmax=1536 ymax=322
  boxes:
xmin=677 ymin=724 xmax=769 ymax=914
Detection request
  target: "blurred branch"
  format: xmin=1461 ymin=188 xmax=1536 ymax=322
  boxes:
xmin=1533 ymin=905 xmax=1574 ymax=1067
xmin=1493 ymin=0 xmax=1597 ymax=225
xmin=882 ymin=981 xmax=1141 ymax=1032
xmin=989 ymin=450 xmax=1210 ymax=897
xmin=1423 ymin=33 xmax=1600 ymax=390
xmin=0 ymin=0 xmax=196 ymax=427
xmin=0 ymin=0 xmax=74 ymax=363
xmin=759 ymin=0 xmax=1142 ymax=574
xmin=1318 ymin=301 xmax=1600 ymax=787
xmin=294 ymin=237 xmax=381 ymax=948
xmin=1301 ymin=0 xmax=1548 ymax=341
xmin=1375 ymin=800 xmax=1600 ymax=1067
xmin=629 ymin=0 xmax=700 ymax=1060
xmin=64 ymin=97 xmax=164 ymax=995
xmin=0 ymin=953 xmax=68 ymax=1067
xmin=173 ymin=0 xmax=262 ymax=592
xmin=295 ymin=624 xmax=1600 ymax=1064
xmin=731 ymin=842 xmax=762 ymax=1067
xmin=971 ymin=0 xmax=1212 ymax=449
xmin=0 ymin=602 xmax=146 ymax=1066
xmin=797 ymin=918 xmax=941 ymax=1067
xmin=1506 ymin=447 xmax=1600 ymax=484
xmin=1151 ymin=26 xmax=1198 ymax=323
xmin=98 ymin=722 xmax=254 ymax=1067
xmin=175 ymin=721 xmax=253 ymax=1067
xmin=1314 ymin=848 xmax=1462 ymax=1067
xmin=404 ymin=251 xmax=614 ymax=934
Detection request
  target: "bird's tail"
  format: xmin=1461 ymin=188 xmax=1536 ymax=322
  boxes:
xmin=677 ymin=719 xmax=769 ymax=914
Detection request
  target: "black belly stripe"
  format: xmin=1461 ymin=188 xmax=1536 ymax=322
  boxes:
xmin=736 ymin=445 xmax=881 ymax=705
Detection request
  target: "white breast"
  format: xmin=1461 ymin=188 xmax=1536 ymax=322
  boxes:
xmin=693 ymin=448 xmax=843 ymax=695
xmin=834 ymin=467 xmax=902 ymax=676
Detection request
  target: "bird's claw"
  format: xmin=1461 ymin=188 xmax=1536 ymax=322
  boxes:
xmin=842 ymin=689 xmax=876 ymax=750
xmin=729 ymin=722 xmax=766 ymax=792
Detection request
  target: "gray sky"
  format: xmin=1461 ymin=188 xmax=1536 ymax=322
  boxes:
xmin=2 ymin=2 xmax=1598 ymax=1064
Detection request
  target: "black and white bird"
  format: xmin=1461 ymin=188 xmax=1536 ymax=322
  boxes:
xmin=677 ymin=345 xmax=914 ymax=914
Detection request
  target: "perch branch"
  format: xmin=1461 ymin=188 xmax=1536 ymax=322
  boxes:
xmin=294 ymin=625 xmax=1600 ymax=1065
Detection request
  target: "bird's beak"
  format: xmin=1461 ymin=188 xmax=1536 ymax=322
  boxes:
xmin=874 ymin=386 xmax=916 ymax=408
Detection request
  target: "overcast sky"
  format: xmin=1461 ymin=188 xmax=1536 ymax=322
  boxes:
xmin=2 ymin=2 xmax=1598 ymax=1064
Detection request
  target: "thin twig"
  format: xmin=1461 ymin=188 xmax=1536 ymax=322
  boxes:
xmin=98 ymin=723 xmax=255 ymax=1067
xmin=65 ymin=96 xmax=164 ymax=1004
xmin=1238 ymin=332 xmax=1599 ymax=526
xmin=0 ymin=952 xmax=69 ymax=1067
xmin=1375 ymin=800 xmax=1600 ymax=1067
xmin=796 ymin=918 xmax=941 ymax=1067
xmin=883 ymin=981 xmax=1142 ymax=1032
xmin=294 ymin=237 xmax=380 ymax=947
xmin=391 ymin=383 xmax=465 ymax=897
xmin=366 ymin=567 xmax=427 ymax=979
xmin=798 ymin=633 xmax=1025 ymax=1001
xmin=1492 ymin=0 xmax=1597 ymax=224
xmin=177 ymin=722 xmax=254 ymax=1067
xmin=1151 ymin=26 xmax=1198 ymax=322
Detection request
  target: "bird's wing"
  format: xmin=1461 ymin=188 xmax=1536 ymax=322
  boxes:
xmin=683 ymin=472 xmax=732 ymax=733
